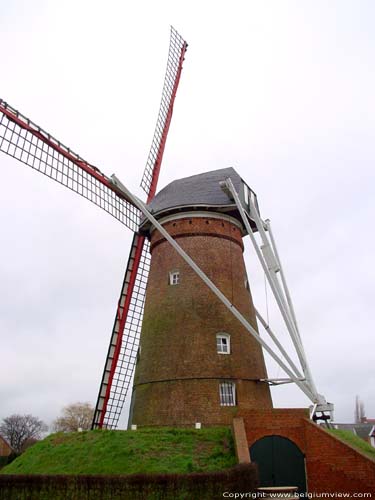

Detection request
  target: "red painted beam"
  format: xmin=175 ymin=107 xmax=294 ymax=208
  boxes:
xmin=0 ymin=101 xmax=132 ymax=206
xmin=147 ymin=41 xmax=188 ymax=203
xmin=96 ymin=38 xmax=188 ymax=429
xmin=98 ymin=234 xmax=146 ymax=428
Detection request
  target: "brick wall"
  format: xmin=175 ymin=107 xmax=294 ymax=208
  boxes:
xmin=232 ymin=417 xmax=251 ymax=463
xmin=304 ymin=419 xmax=375 ymax=493
xmin=0 ymin=436 xmax=12 ymax=457
xmin=240 ymin=409 xmax=375 ymax=494
xmin=241 ymin=408 xmax=308 ymax=454
xmin=131 ymin=215 xmax=272 ymax=427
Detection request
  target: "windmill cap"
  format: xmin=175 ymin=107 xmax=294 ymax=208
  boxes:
xmin=139 ymin=167 xmax=259 ymax=234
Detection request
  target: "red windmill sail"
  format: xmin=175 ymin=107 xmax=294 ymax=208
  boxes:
xmin=0 ymin=26 xmax=188 ymax=431
xmin=0 ymin=99 xmax=139 ymax=228
xmin=92 ymin=27 xmax=188 ymax=429
xmin=0 ymin=26 xmax=333 ymax=436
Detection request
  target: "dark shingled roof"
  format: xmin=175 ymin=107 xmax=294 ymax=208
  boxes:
xmin=139 ymin=167 xmax=259 ymax=235
xmin=146 ymin=166 xmax=242 ymax=215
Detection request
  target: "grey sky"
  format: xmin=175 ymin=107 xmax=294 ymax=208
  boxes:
xmin=0 ymin=0 xmax=374 ymax=427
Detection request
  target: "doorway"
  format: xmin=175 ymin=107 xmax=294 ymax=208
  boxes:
xmin=250 ymin=435 xmax=306 ymax=493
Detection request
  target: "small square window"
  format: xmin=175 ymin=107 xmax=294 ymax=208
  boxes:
xmin=216 ymin=333 xmax=230 ymax=354
xmin=169 ymin=271 xmax=180 ymax=285
xmin=219 ymin=381 xmax=236 ymax=406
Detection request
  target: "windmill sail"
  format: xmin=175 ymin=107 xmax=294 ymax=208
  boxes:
xmin=92 ymin=27 xmax=187 ymax=429
xmin=0 ymin=99 xmax=140 ymax=233
xmin=140 ymin=26 xmax=188 ymax=198
xmin=0 ymin=26 xmax=187 ymax=431
xmin=93 ymin=234 xmax=151 ymax=429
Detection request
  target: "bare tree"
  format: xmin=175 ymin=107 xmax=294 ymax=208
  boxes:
xmin=0 ymin=414 xmax=47 ymax=453
xmin=53 ymin=402 xmax=94 ymax=432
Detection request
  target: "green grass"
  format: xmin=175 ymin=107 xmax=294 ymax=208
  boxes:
xmin=1 ymin=427 xmax=236 ymax=475
xmin=329 ymin=429 xmax=375 ymax=460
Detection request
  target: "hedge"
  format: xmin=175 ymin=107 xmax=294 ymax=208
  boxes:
xmin=0 ymin=464 xmax=258 ymax=500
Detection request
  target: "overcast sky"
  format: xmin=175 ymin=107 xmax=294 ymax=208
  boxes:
xmin=0 ymin=1 xmax=374 ymax=428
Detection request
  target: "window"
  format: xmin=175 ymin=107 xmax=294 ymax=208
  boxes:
xmin=216 ymin=333 xmax=230 ymax=354
xmin=243 ymin=183 xmax=249 ymax=206
xmin=169 ymin=271 xmax=180 ymax=285
xmin=219 ymin=381 xmax=236 ymax=406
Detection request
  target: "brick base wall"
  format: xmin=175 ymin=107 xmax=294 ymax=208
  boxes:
xmin=239 ymin=409 xmax=375 ymax=494
xmin=304 ymin=419 xmax=375 ymax=493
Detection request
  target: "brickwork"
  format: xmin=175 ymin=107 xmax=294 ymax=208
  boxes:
xmin=240 ymin=409 xmax=375 ymax=494
xmin=241 ymin=408 xmax=308 ymax=454
xmin=304 ymin=419 xmax=375 ymax=493
xmin=232 ymin=417 xmax=251 ymax=463
xmin=0 ymin=436 xmax=12 ymax=457
xmin=127 ymin=205 xmax=375 ymax=492
xmin=131 ymin=215 xmax=272 ymax=426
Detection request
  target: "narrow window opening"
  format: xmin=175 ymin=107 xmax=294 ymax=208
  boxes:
xmin=219 ymin=381 xmax=236 ymax=406
xmin=169 ymin=271 xmax=180 ymax=285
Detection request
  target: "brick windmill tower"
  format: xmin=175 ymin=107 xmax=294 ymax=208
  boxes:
xmin=0 ymin=27 xmax=331 ymax=431
xmin=129 ymin=168 xmax=273 ymax=426
xmin=4 ymin=27 xmax=375 ymax=494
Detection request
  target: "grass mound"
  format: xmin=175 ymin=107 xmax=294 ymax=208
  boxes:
xmin=329 ymin=429 xmax=375 ymax=460
xmin=1 ymin=427 xmax=236 ymax=475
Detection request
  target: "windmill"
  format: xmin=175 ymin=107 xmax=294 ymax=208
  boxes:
xmin=0 ymin=27 xmax=333 ymax=430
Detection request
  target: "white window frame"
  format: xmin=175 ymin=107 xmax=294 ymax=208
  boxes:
xmin=219 ymin=381 xmax=236 ymax=406
xmin=216 ymin=333 xmax=231 ymax=354
xmin=169 ymin=270 xmax=180 ymax=285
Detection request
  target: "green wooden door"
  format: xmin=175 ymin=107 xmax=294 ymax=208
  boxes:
xmin=250 ymin=435 xmax=306 ymax=493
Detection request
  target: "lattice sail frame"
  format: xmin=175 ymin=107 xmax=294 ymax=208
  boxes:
xmin=92 ymin=27 xmax=188 ymax=429
xmin=104 ymin=240 xmax=150 ymax=427
xmin=0 ymin=26 xmax=187 ymax=431
xmin=93 ymin=236 xmax=151 ymax=428
xmin=140 ymin=26 xmax=187 ymax=196
xmin=0 ymin=99 xmax=140 ymax=232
